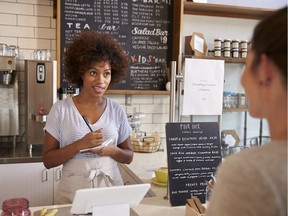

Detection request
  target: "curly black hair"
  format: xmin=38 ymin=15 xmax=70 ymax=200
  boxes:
xmin=64 ymin=31 xmax=129 ymax=87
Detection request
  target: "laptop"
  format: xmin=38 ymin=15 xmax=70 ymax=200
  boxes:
xmin=70 ymin=183 xmax=150 ymax=215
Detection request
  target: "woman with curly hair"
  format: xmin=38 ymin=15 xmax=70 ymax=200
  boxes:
xmin=42 ymin=31 xmax=133 ymax=204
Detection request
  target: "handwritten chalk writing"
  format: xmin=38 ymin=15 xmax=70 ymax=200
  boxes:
xmin=130 ymin=55 xmax=154 ymax=64
xmin=181 ymin=137 xmax=197 ymax=141
xmin=60 ymin=0 xmax=171 ymax=90
xmin=98 ymin=23 xmax=120 ymax=31
xmin=66 ymin=23 xmax=90 ymax=29
xmin=180 ymin=123 xmax=190 ymax=130
xmin=166 ymin=122 xmax=222 ymax=205
xmin=131 ymin=27 xmax=169 ymax=36
xmin=186 ymin=183 xmax=197 ymax=187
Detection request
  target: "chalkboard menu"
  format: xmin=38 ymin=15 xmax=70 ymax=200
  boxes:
xmin=60 ymin=0 xmax=172 ymax=90
xmin=166 ymin=122 xmax=222 ymax=206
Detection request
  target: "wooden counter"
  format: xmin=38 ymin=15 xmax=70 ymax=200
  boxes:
xmin=26 ymin=196 xmax=186 ymax=216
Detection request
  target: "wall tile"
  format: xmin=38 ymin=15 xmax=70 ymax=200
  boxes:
xmin=0 ymin=2 xmax=33 ymax=15
xmin=34 ymin=5 xmax=53 ymax=17
xmin=18 ymin=0 xmax=51 ymax=5
xmin=132 ymin=95 xmax=153 ymax=104
xmin=153 ymin=113 xmax=169 ymax=124
xmin=18 ymin=38 xmax=50 ymax=49
xmin=0 ymin=14 xmax=16 ymax=25
xmin=153 ymin=94 xmax=170 ymax=104
xmin=0 ymin=25 xmax=34 ymax=37
xmin=0 ymin=37 xmax=17 ymax=46
xmin=139 ymin=104 xmax=169 ymax=114
xmin=18 ymin=15 xmax=51 ymax=27
xmin=35 ymin=27 xmax=56 ymax=39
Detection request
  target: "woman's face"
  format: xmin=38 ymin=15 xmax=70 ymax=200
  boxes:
xmin=82 ymin=61 xmax=111 ymax=98
xmin=241 ymin=50 xmax=262 ymax=118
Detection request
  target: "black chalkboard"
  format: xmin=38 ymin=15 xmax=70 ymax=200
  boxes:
xmin=166 ymin=122 xmax=222 ymax=206
xmin=59 ymin=0 xmax=172 ymax=90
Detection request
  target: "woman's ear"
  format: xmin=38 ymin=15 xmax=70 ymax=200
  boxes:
xmin=258 ymin=54 xmax=273 ymax=86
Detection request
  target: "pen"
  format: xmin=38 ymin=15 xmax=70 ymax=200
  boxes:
xmin=82 ymin=115 xmax=93 ymax=132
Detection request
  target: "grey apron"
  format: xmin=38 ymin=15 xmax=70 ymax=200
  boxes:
xmin=56 ymin=157 xmax=124 ymax=204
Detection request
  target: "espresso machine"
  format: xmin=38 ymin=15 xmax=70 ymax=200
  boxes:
xmin=25 ymin=60 xmax=57 ymax=147
xmin=0 ymin=56 xmax=19 ymax=145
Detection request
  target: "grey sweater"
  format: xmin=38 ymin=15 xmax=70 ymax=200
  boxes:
xmin=206 ymin=141 xmax=287 ymax=216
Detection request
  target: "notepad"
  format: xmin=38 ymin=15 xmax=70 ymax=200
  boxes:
xmin=79 ymin=138 xmax=114 ymax=152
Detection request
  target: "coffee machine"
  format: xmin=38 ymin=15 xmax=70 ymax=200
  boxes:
xmin=0 ymin=56 xmax=19 ymax=145
xmin=25 ymin=60 xmax=57 ymax=146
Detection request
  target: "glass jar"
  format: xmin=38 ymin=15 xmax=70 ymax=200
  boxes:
xmin=214 ymin=48 xmax=222 ymax=57
xmin=224 ymin=39 xmax=231 ymax=49
xmin=231 ymin=39 xmax=240 ymax=49
xmin=240 ymin=40 xmax=248 ymax=49
xmin=214 ymin=38 xmax=222 ymax=49
xmin=208 ymin=49 xmax=214 ymax=57
xmin=0 ymin=43 xmax=8 ymax=56
xmin=232 ymin=48 xmax=239 ymax=58
xmin=1 ymin=198 xmax=31 ymax=216
xmin=241 ymin=48 xmax=247 ymax=58
xmin=223 ymin=48 xmax=231 ymax=58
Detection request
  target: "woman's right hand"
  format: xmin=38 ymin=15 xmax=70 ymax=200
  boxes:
xmin=79 ymin=128 xmax=103 ymax=150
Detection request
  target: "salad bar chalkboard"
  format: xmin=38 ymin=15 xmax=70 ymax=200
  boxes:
xmin=166 ymin=122 xmax=222 ymax=206
xmin=59 ymin=0 xmax=172 ymax=91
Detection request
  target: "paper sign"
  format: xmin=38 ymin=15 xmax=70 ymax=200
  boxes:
xmin=182 ymin=58 xmax=224 ymax=115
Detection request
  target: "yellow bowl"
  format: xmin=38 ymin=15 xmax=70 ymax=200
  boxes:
xmin=155 ymin=167 xmax=168 ymax=183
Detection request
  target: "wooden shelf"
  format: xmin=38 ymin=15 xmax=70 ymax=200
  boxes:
xmin=183 ymin=55 xmax=246 ymax=63
xmin=223 ymin=108 xmax=248 ymax=113
xmin=105 ymin=90 xmax=170 ymax=95
xmin=184 ymin=2 xmax=275 ymax=20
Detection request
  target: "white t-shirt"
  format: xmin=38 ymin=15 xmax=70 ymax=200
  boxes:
xmin=206 ymin=141 xmax=287 ymax=216
xmin=44 ymin=96 xmax=132 ymax=158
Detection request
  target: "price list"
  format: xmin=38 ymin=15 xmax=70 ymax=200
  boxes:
xmin=60 ymin=0 xmax=172 ymax=90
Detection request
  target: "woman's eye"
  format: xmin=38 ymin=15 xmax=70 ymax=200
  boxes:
xmin=89 ymin=71 xmax=97 ymax=76
xmin=104 ymin=72 xmax=111 ymax=77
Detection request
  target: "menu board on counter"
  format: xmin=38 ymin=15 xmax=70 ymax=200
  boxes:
xmin=59 ymin=0 xmax=172 ymax=90
xmin=166 ymin=122 xmax=222 ymax=206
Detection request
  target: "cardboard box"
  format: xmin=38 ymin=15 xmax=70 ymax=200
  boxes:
xmin=185 ymin=32 xmax=207 ymax=56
